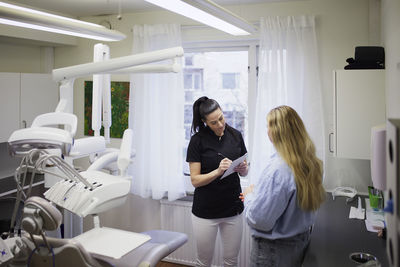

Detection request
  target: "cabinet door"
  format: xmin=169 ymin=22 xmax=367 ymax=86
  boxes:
xmin=334 ymin=70 xmax=386 ymax=159
xmin=20 ymin=73 xmax=59 ymax=128
xmin=0 ymin=73 xmax=20 ymax=142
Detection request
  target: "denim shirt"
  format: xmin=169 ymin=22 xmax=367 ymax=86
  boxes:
xmin=244 ymin=153 xmax=316 ymax=239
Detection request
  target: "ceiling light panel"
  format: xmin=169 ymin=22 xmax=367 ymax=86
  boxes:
xmin=0 ymin=1 xmax=126 ymax=41
xmin=145 ymin=0 xmax=256 ymax=36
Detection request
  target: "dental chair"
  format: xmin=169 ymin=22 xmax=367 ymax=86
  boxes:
xmin=3 ymin=113 xmax=187 ymax=267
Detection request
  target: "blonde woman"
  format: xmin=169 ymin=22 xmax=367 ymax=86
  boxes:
xmin=240 ymin=105 xmax=325 ymax=267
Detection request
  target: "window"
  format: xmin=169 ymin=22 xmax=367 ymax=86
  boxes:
xmin=184 ymin=69 xmax=203 ymax=102
xmin=183 ymin=49 xmax=253 ymax=175
xmin=184 ymin=70 xmax=202 ymax=90
xmin=221 ymin=73 xmax=239 ymax=89
xmin=185 ymin=54 xmax=194 ymax=66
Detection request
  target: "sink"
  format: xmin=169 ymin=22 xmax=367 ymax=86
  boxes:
xmin=349 ymin=252 xmax=380 ymax=266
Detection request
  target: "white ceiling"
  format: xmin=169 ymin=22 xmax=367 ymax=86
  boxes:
xmin=10 ymin=0 xmax=276 ymax=17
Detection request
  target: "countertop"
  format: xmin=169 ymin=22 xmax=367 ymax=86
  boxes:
xmin=0 ymin=142 xmax=44 ymax=197
xmin=0 ymin=142 xmax=20 ymax=180
xmin=303 ymin=193 xmax=389 ymax=267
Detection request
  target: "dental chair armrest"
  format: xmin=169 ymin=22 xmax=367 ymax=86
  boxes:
xmin=87 ymin=151 xmax=119 ymax=171
xmin=141 ymin=230 xmax=188 ymax=253
xmin=69 ymin=136 xmax=106 ymax=159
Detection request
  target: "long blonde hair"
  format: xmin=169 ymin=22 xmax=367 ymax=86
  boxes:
xmin=267 ymin=105 xmax=325 ymax=211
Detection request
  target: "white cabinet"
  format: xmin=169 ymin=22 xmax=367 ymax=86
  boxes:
xmin=0 ymin=73 xmax=59 ymax=142
xmin=0 ymin=73 xmax=20 ymax=143
xmin=20 ymin=73 xmax=59 ymax=128
xmin=331 ymin=69 xmax=386 ymax=159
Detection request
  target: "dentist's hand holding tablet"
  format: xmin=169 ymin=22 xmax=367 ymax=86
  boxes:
xmin=220 ymin=153 xmax=248 ymax=179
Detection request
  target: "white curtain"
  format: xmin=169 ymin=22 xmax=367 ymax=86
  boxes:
xmin=248 ymin=16 xmax=325 ymax=184
xmin=129 ymin=24 xmax=186 ymax=201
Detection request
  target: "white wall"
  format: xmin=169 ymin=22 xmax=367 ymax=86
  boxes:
xmin=0 ymin=42 xmax=43 ymax=73
xmin=382 ymin=0 xmax=400 ymax=119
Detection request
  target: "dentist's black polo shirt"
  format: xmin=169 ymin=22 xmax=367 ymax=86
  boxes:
xmin=186 ymin=125 xmax=247 ymax=219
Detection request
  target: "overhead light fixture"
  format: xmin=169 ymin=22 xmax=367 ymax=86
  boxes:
xmin=0 ymin=1 xmax=126 ymax=41
xmin=145 ymin=0 xmax=257 ymax=36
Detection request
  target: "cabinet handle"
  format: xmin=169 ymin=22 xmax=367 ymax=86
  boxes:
xmin=329 ymin=133 xmax=334 ymax=153
xmin=22 ymin=120 xmax=27 ymax=128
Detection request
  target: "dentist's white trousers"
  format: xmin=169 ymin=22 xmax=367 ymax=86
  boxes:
xmin=191 ymin=213 xmax=243 ymax=267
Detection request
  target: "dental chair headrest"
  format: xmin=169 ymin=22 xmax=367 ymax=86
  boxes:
xmin=22 ymin=197 xmax=62 ymax=235
xmin=8 ymin=112 xmax=78 ymax=156
xmin=32 ymin=112 xmax=78 ymax=137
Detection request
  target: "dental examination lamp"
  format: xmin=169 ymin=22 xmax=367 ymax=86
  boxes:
xmin=50 ymin=45 xmax=183 ymax=151
xmin=53 ymin=46 xmax=184 ymax=114
xmin=84 ymin=44 xmax=182 ymax=143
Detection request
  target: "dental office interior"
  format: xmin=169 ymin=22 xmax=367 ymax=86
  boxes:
xmin=0 ymin=0 xmax=400 ymax=266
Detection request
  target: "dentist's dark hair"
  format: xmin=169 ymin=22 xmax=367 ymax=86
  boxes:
xmin=191 ymin=96 xmax=221 ymax=134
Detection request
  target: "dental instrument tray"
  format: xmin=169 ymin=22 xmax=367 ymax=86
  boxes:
xmin=44 ymin=170 xmax=131 ymax=217
xmin=72 ymin=227 xmax=151 ymax=259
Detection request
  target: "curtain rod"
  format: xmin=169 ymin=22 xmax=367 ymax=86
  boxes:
xmin=181 ymin=21 xmax=259 ymax=30
xmin=130 ymin=22 xmax=259 ymax=32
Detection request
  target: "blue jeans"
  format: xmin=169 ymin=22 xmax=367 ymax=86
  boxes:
xmin=250 ymin=230 xmax=311 ymax=267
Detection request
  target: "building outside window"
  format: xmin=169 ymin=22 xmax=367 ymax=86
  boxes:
xmin=221 ymin=73 xmax=240 ymax=89
xmin=185 ymin=54 xmax=194 ymax=66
